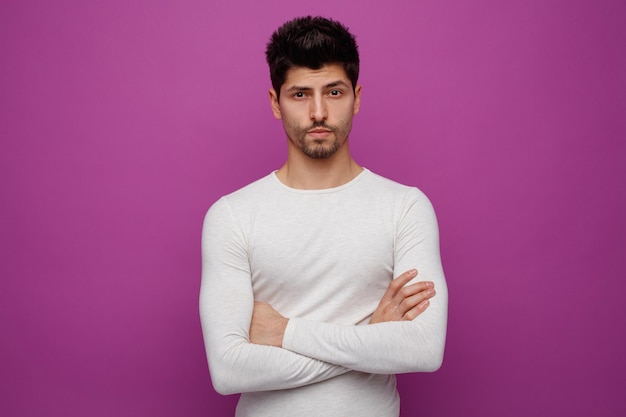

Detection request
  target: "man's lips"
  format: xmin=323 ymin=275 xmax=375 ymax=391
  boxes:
xmin=307 ymin=128 xmax=332 ymax=138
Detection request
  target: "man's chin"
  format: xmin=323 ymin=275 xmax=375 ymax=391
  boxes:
xmin=302 ymin=145 xmax=339 ymax=159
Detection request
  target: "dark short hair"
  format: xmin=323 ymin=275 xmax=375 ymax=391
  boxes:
xmin=265 ymin=16 xmax=360 ymax=99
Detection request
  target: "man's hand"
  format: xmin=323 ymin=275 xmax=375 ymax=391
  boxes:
xmin=250 ymin=302 xmax=289 ymax=347
xmin=370 ymin=269 xmax=435 ymax=324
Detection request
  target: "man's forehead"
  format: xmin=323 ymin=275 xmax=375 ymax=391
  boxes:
xmin=282 ymin=64 xmax=350 ymax=89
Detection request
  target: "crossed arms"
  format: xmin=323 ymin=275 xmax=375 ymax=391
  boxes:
xmin=250 ymin=269 xmax=436 ymax=347
xmin=199 ymin=191 xmax=448 ymax=395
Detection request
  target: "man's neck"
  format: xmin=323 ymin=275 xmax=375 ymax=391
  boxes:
xmin=275 ymin=146 xmax=363 ymax=190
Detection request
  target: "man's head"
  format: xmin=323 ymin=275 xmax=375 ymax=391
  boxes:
xmin=265 ymin=16 xmax=360 ymax=99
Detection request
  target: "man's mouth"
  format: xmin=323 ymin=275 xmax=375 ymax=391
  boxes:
xmin=307 ymin=128 xmax=332 ymax=139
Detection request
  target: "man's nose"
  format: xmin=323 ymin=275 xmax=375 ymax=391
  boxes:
xmin=310 ymin=95 xmax=328 ymax=121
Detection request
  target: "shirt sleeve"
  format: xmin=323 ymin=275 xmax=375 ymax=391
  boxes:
xmin=281 ymin=189 xmax=448 ymax=374
xmin=199 ymin=198 xmax=349 ymax=395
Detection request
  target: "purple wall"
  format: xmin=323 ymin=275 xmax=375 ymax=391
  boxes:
xmin=1 ymin=0 xmax=624 ymax=416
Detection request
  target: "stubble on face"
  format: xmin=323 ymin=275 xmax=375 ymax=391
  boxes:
xmin=285 ymin=119 xmax=353 ymax=159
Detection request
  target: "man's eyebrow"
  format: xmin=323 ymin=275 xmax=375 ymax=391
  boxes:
xmin=285 ymin=80 xmax=351 ymax=92
xmin=285 ymin=85 xmax=312 ymax=92
xmin=325 ymin=80 xmax=351 ymax=89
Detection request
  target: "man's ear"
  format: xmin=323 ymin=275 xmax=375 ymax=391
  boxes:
xmin=269 ymin=89 xmax=282 ymax=119
xmin=353 ymin=84 xmax=362 ymax=115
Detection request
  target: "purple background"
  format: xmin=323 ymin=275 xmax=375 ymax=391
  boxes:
xmin=1 ymin=0 xmax=624 ymax=416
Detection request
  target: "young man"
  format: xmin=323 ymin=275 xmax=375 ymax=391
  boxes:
xmin=200 ymin=16 xmax=448 ymax=417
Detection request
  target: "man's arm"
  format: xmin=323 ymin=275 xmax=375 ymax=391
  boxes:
xmin=249 ymin=189 xmax=448 ymax=374
xmin=199 ymin=198 xmax=349 ymax=395
xmin=250 ymin=269 xmax=436 ymax=346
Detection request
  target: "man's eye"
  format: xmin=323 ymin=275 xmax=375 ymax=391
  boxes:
xmin=294 ymin=92 xmax=305 ymax=98
xmin=329 ymin=90 xmax=342 ymax=96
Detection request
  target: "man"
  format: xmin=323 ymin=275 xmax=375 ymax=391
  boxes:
xmin=200 ymin=16 xmax=447 ymax=417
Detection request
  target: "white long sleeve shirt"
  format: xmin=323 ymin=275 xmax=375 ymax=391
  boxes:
xmin=200 ymin=169 xmax=448 ymax=417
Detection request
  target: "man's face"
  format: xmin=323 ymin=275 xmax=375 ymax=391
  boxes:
xmin=269 ymin=64 xmax=361 ymax=159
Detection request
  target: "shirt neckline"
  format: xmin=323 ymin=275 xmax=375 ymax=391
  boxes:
xmin=269 ymin=168 xmax=370 ymax=194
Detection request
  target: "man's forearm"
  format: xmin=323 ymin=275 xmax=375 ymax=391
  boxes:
xmin=200 ymin=287 xmax=350 ymax=394
xmin=248 ymin=274 xmax=446 ymax=374
xmin=282 ymin=297 xmax=447 ymax=374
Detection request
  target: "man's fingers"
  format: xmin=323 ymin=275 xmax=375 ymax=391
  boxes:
xmin=398 ymin=287 xmax=436 ymax=315
xmin=403 ymin=299 xmax=430 ymax=320
xmin=371 ymin=270 xmax=436 ymax=324
xmin=382 ymin=269 xmax=418 ymax=300
xmin=393 ymin=284 xmax=436 ymax=320
xmin=394 ymin=281 xmax=435 ymax=302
